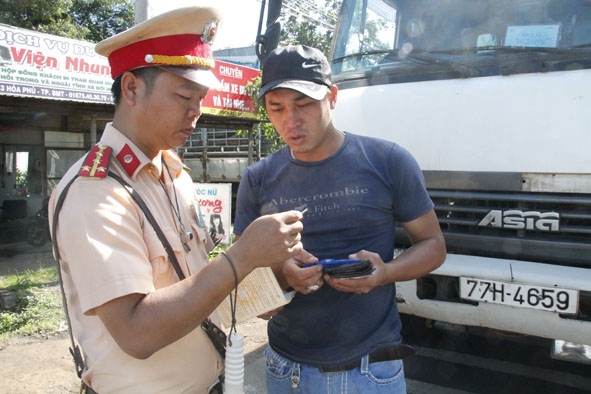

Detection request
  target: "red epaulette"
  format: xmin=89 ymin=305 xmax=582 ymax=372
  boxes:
xmin=78 ymin=144 xmax=112 ymax=178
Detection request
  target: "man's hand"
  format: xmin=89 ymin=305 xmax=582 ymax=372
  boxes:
xmin=258 ymin=306 xmax=284 ymax=320
xmin=282 ymin=251 xmax=325 ymax=294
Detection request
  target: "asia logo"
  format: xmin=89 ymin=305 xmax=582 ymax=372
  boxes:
xmin=478 ymin=210 xmax=560 ymax=232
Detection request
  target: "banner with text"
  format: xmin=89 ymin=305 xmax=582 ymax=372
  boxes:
xmin=0 ymin=24 xmax=260 ymax=116
xmin=202 ymin=59 xmax=260 ymax=119
xmin=0 ymin=24 xmax=113 ymax=103
xmin=194 ymin=183 xmax=232 ymax=246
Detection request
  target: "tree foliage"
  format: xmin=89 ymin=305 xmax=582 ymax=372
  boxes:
xmin=279 ymin=0 xmax=342 ymax=54
xmin=0 ymin=0 xmax=134 ymax=42
xmin=70 ymin=0 xmax=135 ymax=42
xmin=281 ymin=17 xmax=333 ymax=54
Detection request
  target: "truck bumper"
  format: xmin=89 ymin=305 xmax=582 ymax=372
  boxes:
xmin=396 ymin=253 xmax=591 ymax=345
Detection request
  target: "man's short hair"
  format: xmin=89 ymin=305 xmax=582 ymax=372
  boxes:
xmin=110 ymin=67 xmax=163 ymax=106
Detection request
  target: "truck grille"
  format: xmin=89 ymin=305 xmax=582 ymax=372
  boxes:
xmin=428 ymin=190 xmax=591 ymax=269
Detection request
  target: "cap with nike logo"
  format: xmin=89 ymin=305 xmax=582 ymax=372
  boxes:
xmin=258 ymin=45 xmax=331 ymax=100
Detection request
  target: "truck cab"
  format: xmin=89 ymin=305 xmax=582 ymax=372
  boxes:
xmin=257 ymin=0 xmax=591 ymax=363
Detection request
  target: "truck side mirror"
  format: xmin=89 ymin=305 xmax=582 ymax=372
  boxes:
xmin=266 ymin=0 xmax=282 ymax=27
xmin=256 ymin=0 xmax=283 ymax=64
xmin=256 ymin=21 xmax=281 ymax=63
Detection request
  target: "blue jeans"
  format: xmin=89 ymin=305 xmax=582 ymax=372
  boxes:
xmin=264 ymin=346 xmax=407 ymax=394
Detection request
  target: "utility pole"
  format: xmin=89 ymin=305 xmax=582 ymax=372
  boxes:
xmin=135 ymin=0 xmax=149 ymax=24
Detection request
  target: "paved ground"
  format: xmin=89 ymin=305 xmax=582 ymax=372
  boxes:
xmin=0 ymin=243 xmax=269 ymax=393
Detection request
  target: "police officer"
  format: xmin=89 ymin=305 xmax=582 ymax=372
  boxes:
xmin=49 ymin=6 xmax=304 ymax=393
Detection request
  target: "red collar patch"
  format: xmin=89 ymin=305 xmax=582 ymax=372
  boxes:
xmin=116 ymin=144 xmax=141 ymax=177
xmin=78 ymin=145 xmax=112 ymax=178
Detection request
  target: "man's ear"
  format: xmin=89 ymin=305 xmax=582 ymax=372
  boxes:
xmin=120 ymin=72 xmax=141 ymax=106
xmin=328 ymin=85 xmax=339 ymax=108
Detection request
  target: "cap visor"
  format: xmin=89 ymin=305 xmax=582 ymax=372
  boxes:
xmin=161 ymin=66 xmax=221 ymax=90
xmin=259 ymin=80 xmax=329 ymax=100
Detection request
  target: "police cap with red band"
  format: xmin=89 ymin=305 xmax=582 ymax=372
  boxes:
xmin=95 ymin=5 xmax=223 ymax=89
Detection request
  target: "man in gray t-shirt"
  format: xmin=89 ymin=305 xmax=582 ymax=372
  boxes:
xmin=234 ymin=45 xmax=446 ymax=394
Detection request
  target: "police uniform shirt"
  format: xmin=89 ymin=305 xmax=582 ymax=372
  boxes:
xmin=49 ymin=123 xmax=222 ymax=393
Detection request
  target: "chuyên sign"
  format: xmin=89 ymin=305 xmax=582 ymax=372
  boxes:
xmin=0 ymin=24 xmax=259 ymax=118
xmin=202 ymin=60 xmax=260 ymax=119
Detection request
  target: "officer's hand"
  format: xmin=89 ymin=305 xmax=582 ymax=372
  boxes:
xmin=234 ymin=210 xmax=304 ymax=269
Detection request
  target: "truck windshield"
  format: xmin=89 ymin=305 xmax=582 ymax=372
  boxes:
xmin=332 ymin=0 xmax=591 ymax=80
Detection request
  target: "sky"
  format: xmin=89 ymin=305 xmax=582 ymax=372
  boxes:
xmin=145 ymin=0 xmax=263 ymax=50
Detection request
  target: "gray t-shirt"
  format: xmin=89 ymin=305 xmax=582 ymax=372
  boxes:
xmin=234 ymin=132 xmax=433 ymax=366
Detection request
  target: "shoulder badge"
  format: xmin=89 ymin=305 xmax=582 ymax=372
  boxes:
xmin=79 ymin=145 xmax=112 ymax=178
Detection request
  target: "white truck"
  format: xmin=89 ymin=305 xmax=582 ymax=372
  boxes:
xmin=257 ymin=0 xmax=591 ymax=363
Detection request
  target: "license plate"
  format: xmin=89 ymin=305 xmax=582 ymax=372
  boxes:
xmin=460 ymin=277 xmax=579 ymax=314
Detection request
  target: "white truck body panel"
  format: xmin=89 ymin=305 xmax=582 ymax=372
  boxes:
xmin=333 ymin=69 xmax=591 ymax=175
